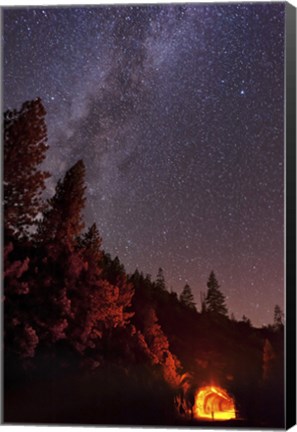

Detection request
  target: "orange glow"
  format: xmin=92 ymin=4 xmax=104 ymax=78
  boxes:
xmin=194 ymin=385 xmax=236 ymax=421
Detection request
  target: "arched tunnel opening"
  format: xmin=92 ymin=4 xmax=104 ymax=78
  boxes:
xmin=193 ymin=386 xmax=236 ymax=421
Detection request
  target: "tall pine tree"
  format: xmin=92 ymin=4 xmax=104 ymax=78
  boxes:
xmin=205 ymin=271 xmax=228 ymax=316
xmin=26 ymin=160 xmax=87 ymax=348
xmin=155 ymin=267 xmax=166 ymax=291
xmin=37 ymin=160 xmax=86 ymax=250
xmin=180 ymin=284 xmax=196 ymax=311
xmin=4 ymin=98 xmax=50 ymax=238
xmin=273 ymin=305 xmax=284 ymax=331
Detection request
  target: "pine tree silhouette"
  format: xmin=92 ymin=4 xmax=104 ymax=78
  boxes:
xmin=205 ymin=271 xmax=228 ymax=316
xmin=155 ymin=267 xmax=166 ymax=291
xmin=4 ymin=98 xmax=50 ymax=238
xmin=180 ymin=283 xmax=196 ymax=310
xmin=37 ymin=160 xmax=86 ymax=250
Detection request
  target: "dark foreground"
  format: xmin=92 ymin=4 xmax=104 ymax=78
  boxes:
xmin=4 ymin=357 xmax=284 ymax=429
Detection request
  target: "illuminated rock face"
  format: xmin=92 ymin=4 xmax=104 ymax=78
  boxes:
xmin=194 ymin=386 xmax=236 ymax=421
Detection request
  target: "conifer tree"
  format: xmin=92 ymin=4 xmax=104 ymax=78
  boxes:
xmin=79 ymin=223 xmax=102 ymax=266
xmin=205 ymin=271 xmax=228 ymax=316
xmin=155 ymin=267 xmax=166 ymax=291
xmin=68 ymin=234 xmax=134 ymax=357
xmin=26 ymin=160 xmax=87 ymax=347
xmin=4 ymin=98 xmax=50 ymax=238
xmin=230 ymin=312 xmax=236 ymax=322
xmin=180 ymin=284 xmax=196 ymax=310
xmin=102 ymin=255 xmax=125 ymax=285
xmin=273 ymin=305 xmax=284 ymax=330
xmin=242 ymin=315 xmax=252 ymax=327
xmin=37 ymin=160 xmax=86 ymax=250
xmin=142 ymin=307 xmax=181 ymax=387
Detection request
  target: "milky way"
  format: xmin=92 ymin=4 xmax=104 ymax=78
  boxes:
xmin=3 ymin=3 xmax=285 ymax=326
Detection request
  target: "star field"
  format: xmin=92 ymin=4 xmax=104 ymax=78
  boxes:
xmin=3 ymin=3 xmax=285 ymax=327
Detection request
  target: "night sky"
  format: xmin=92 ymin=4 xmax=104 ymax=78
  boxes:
xmin=3 ymin=2 xmax=285 ymax=327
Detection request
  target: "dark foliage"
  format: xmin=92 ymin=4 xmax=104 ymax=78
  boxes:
xmin=155 ymin=267 xmax=166 ymax=291
xmin=205 ymin=271 xmax=228 ymax=316
xmin=180 ymin=283 xmax=196 ymax=311
xmin=4 ymin=98 xmax=50 ymax=238
xmin=36 ymin=159 xmax=86 ymax=249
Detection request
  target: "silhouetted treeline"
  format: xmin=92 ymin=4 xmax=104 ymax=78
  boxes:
xmin=3 ymin=99 xmax=284 ymax=427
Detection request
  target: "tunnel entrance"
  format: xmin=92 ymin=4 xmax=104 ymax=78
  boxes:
xmin=193 ymin=385 xmax=236 ymax=421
